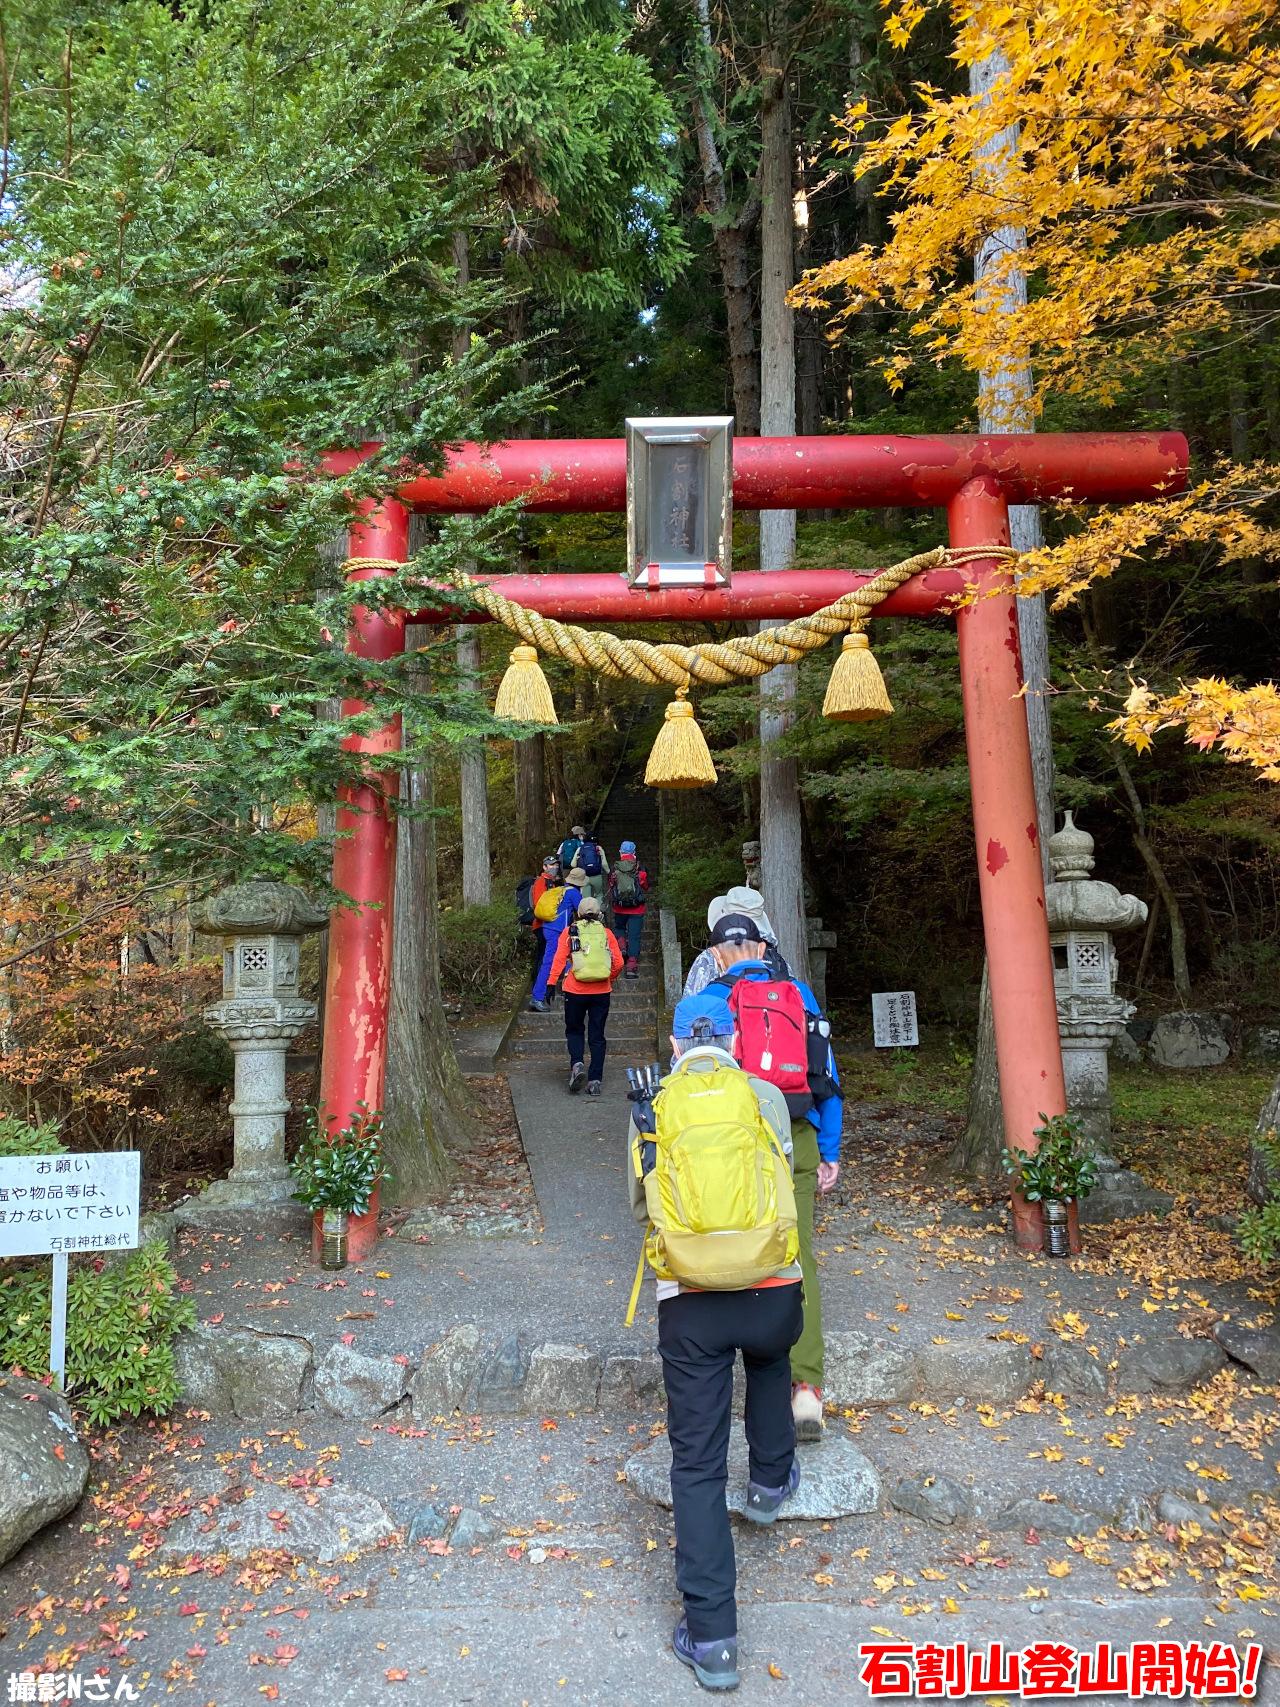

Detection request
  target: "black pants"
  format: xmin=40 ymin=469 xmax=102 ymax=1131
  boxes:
xmin=658 ymin=1284 xmax=803 ymax=1640
xmin=563 ymin=991 xmax=610 ymax=1080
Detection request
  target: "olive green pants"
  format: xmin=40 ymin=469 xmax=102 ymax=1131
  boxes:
xmin=788 ymin=1117 xmax=823 ymax=1390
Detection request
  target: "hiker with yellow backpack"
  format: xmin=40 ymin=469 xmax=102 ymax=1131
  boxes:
xmin=546 ymin=894 xmax=623 ymax=1094
xmin=624 ymin=990 xmax=804 ymax=1693
xmin=528 ymin=868 xmax=584 ymax=1013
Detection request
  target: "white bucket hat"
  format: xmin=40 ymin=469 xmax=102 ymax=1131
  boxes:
xmin=706 ymin=885 xmax=776 ymax=944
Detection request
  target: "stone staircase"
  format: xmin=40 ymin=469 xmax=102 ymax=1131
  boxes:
xmin=505 ymin=762 xmax=662 ymax=1063
xmin=505 ymin=953 xmax=659 ymax=1059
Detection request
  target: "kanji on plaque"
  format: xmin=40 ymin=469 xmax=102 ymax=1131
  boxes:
xmin=0 ymin=1152 xmax=140 ymax=1259
xmin=872 ymin=990 xmax=919 ymax=1048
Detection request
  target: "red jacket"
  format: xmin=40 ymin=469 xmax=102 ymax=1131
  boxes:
xmin=548 ymin=924 xmax=624 ymax=994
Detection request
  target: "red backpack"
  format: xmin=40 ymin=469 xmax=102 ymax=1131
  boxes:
xmin=712 ymin=970 xmax=811 ymax=1097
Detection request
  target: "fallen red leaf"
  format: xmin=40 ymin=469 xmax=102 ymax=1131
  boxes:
xmin=258 ymin=1687 xmax=279 ymax=1700
xmin=274 ymin=1644 xmax=300 ymax=1663
xmin=208 ymin=1312 xmax=224 ymax=1325
xmin=340 ymin=1333 xmax=355 ymax=1346
xmin=386 ymin=1669 xmax=409 ymax=1682
xmin=179 ymin=1603 xmax=198 ymax=1615
xmin=186 ymin=1645 xmax=207 ymax=1659
xmin=53 ymin=1442 xmax=66 ymax=1461
xmin=111 ymin=1566 xmax=130 ymax=1590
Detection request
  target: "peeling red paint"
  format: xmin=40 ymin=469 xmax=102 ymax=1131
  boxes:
xmin=986 ymin=838 xmax=1010 ymax=876
xmin=1026 ymin=821 xmax=1038 ymax=846
xmin=1037 ymin=895 xmax=1044 ymax=909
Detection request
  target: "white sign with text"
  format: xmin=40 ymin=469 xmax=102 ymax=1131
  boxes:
xmin=0 ymin=1151 xmax=140 ymax=1259
xmin=872 ymin=991 xmax=919 ymax=1049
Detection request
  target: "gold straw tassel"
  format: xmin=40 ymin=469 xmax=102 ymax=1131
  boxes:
xmin=644 ymin=691 xmax=718 ymax=789
xmin=494 ymin=644 xmax=558 ymax=725
xmin=822 ymin=629 xmax=894 ymax=722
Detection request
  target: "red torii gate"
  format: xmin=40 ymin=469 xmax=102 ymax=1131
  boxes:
xmin=320 ymin=430 xmax=1187 ymax=1248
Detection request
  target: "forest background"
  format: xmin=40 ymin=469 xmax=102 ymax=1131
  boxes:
xmin=1 ymin=0 xmax=1278 ymax=1202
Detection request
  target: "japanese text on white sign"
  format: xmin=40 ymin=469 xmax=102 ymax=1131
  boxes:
xmin=0 ymin=1152 xmax=139 ymax=1259
xmin=872 ymin=991 xmax=919 ymax=1049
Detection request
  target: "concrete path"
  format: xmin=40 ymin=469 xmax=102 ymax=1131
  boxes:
xmin=5 ymin=1408 xmax=1276 ymax=1707
xmin=508 ymin=1055 xmax=653 ymax=1242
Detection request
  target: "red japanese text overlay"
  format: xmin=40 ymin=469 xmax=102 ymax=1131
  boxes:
xmin=857 ymin=1639 xmax=1264 ymax=1698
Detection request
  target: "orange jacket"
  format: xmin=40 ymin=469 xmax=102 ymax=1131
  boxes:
xmin=548 ymin=924 xmax=624 ymax=994
xmin=529 ymin=872 xmax=555 ymax=931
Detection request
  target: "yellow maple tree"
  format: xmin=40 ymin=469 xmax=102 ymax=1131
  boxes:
xmin=794 ymin=0 xmax=1280 ymax=773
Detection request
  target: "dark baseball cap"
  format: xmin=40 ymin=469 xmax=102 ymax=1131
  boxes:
xmin=708 ymin=912 xmax=764 ymax=948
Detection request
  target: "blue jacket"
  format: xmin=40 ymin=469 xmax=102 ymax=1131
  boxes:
xmin=549 ymin=889 xmax=581 ymax=934
xmin=714 ymin=960 xmax=843 ymax=1164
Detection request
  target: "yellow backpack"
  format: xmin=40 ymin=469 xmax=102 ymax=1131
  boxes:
xmin=533 ymin=884 xmax=566 ymax=922
xmin=625 ymin=1053 xmax=798 ymax=1324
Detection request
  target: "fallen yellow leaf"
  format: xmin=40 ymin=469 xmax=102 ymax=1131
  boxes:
xmin=931 ymin=1336 xmax=950 ymax=1345
xmin=1043 ymin=1446 xmax=1064 ymax=1462
xmin=946 ymin=1312 xmax=965 ymax=1320
xmin=870 ymin=1626 xmax=895 ymax=1637
xmin=943 ymin=1597 xmax=960 ymax=1613
xmin=1157 ymin=1618 xmax=1172 ymax=1628
xmin=874 ymin=1573 xmax=898 ymax=1592
xmin=768 ymin=1663 xmax=785 ymax=1679
xmin=1046 ymin=1560 xmax=1072 ymax=1578
xmin=920 ymin=1568 xmax=947 ymax=1581
xmin=1142 ymin=1300 xmax=1161 ymax=1314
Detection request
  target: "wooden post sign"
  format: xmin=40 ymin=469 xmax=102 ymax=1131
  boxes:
xmin=0 ymin=1152 xmax=140 ymax=1389
xmin=872 ymin=991 xmax=919 ymax=1049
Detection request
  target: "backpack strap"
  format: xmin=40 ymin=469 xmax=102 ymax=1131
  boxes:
xmin=625 ymin=1240 xmax=649 ymax=1328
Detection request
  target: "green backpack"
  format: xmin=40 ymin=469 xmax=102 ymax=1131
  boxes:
xmin=569 ymin=919 xmax=611 ymax=980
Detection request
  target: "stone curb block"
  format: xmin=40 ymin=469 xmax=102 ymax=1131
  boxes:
xmin=170 ymin=1320 xmax=1256 ymax=1420
xmin=523 ymin=1345 xmax=601 ymax=1415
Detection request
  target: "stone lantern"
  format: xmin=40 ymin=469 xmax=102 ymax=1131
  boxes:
xmin=1045 ymin=815 xmax=1170 ymax=1221
xmin=181 ymin=883 xmax=327 ymax=1225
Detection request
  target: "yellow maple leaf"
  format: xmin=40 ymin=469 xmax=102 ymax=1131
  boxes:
xmin=1046 ymin=1560 xmax=1072 ymax=1578
xmin=874 ymin=1573 xmax=898 ymax=1592
xmin=1043 ymin=1446 xmax=1065 ymax=1462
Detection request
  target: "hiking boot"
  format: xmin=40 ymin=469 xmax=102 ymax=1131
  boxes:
xmin=528 ymin=997 xmax=551 ymax=1013
xmin=792 ymin=1382 xmax=824 ymax=1443
xmin=586 ymin=1079 xmax=602 ymax=1096
xmin=568 ymin=1062 xmax=586 ymax=1094
xmin=624 ymin=957 xmax=639 ymax=979
xmin=743 ymin=1459 xmax=800 ymax=1525
xmin=672 ymin=1618 xmax=738 ymax=1691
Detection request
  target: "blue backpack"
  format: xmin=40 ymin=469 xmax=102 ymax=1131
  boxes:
xmin=578 ymin=839 xmax=603 ymax=876
xmin=559 ymin=836 xmax=581 ymax=870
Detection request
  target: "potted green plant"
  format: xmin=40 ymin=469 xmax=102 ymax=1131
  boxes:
xmin=1002 ymin=1112 xmax=1098 ymax=1256
xmin=291 ymin=1104 xmax=387 ymax=1269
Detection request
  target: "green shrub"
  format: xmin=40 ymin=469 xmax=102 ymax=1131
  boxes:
xmin=158 ymin=1025 xmax=235 ymax=1091
xmin=0 ymin=1114 xmax=66 ymax=1157
xmin=1003 ymin=1112 xmax=1099 ymax=1203
xmin=292 ymin=1104 xmax=386 ymax=1214
xmin=0 ymin=1243 xmax=196 ymax=1425
xmin=438 ymin=898 xmax=526 ymax=1009
xmin=1240 ymin=1132 xmax=1280 ymax=1262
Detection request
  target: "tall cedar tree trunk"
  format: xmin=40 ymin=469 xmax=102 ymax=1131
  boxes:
xmin=756 ymin=49 xmax=811 ymax=983
xmin=452 ymin=226 xmax=492 ymax=909
xmin=693 ymin=0 xmax=760 ymax=434
xmin=1114 ymin=746 xmax=1192 ymax=1005
xmin=950 ymin=49 xmax=1057 ymax=1177
xmin=456 ymin=627 xmax=491 ymax=908
xmin=382 ymin=640 xmax=471 ymax=1203
xmin=516 ymin=734 xmax=546 ymax=854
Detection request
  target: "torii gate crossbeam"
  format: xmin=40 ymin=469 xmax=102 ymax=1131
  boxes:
xmin=319 ymin=431 xmax=1187 ymax=1254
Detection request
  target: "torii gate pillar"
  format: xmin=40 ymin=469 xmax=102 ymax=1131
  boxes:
xmin=949 ymin=478 xmax=1065 ymax=1248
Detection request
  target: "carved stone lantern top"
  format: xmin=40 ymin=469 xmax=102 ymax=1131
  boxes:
xmin=1044 ymin=814 xmax=1148 ymax=934
xmin=193 ymin=882 xmax=328 ymax=940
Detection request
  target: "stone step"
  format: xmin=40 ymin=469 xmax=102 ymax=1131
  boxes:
xmin=515 ymin=1011 xmax=657 ymax=1033
xmin=505 ymin=1024 xmax=655 ymax=1051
